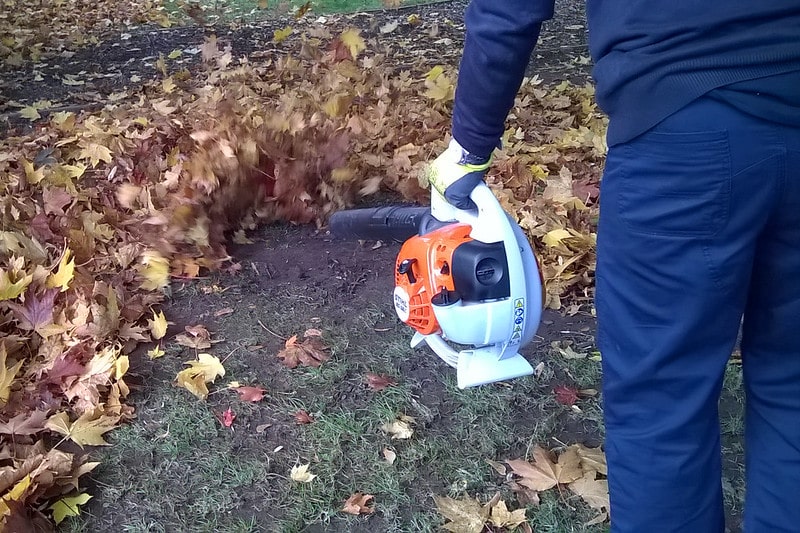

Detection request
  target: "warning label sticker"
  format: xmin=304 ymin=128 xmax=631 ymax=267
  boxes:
xmin=510 ymin=298 xmax=525 ymax=344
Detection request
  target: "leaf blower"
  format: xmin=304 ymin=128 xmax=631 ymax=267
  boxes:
xmin=329 ymin=184 xmax=543 ymax=388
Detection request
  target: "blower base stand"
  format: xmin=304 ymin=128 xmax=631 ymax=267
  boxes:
xmin=411 ymin=332 xmax=534 ymax=389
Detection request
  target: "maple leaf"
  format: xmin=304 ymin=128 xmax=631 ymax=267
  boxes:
xmin=217 ymin=407 xmax=236 ymax=427
xmin=433 ymin=494 xmax=490 ymax=533
xmin=273 ymin=26 xmax=292 ymax=43
xmin=573 ymin=443 xmax=608 ymax=476
xmin=49 ymin=492 xmax=92 ymax=524
xmin=488 ymin=498 xmax=527 ymax=529
xmin=365 ymin=372 xmax=396 ymax=391
xmin=381 ymin=415 xmax=414 ymax=440
xmin=290 ymin=463 xmax=316 ymax=483
xmin=234 ymin=385 xmax=265 ymax=402
xmin=568 ymin=472 xmax=610 ymax=512
xmin=147 ymin=345 xmax=165 ymax=359
xmin=8 ymin=288 xmax=58 ymax=333
xmin=175 ymin=324 xmax=212 ymax=349
xmin=139 ymin=250 xmax=170 ymax=291
xmin=0 ymin=269 xmax=32 ymax=301
xmin=506 ymin=445 xmax=583 ymax=492
xmin=175 ymin=353 xmax=225 ymax=400
xmin=342 ymin=492 xmax=374 ymax=515
xmin=148 ymin=309 xmax=168 ymax=340
xmin=554 ymin=384 xmax=579 ymax=406
xmin=45 ymin=410 xmax=120 ymax=448
xmin=294 ymin=410 xmax=315 ymax=424
xmin=78 ymin=142 xmax=113 ymax=167
xmin=0 ymin=345 xmax=24 ymax=406
xmin=0 ymin=410 xmax=47 ymax=436
xmin=276 ymin=332 xmax=330 ymax=369
xmin=337 ymin=28 xmax=366 ymax=59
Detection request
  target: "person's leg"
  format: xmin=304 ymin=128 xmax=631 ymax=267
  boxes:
xmin=741 ymin=127 xmax=800 ymax=532
xmin=596 ymin=97 xmax=784 ymax=532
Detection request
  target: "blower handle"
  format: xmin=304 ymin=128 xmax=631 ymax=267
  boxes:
xmin=328 ymin=206 xmax=431 ymax=242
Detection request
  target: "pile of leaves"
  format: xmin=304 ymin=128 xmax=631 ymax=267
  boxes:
xmin=0 ymin=0 xmax=172 ymax=67
xmin=0 ymin=18 xmax=604 ymax=528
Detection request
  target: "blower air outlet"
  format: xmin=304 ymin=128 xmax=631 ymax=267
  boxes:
xmin=476 ymin=258 xmax=502 ymax=285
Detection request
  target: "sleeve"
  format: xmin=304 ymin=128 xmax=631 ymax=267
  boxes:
xmin=451 ymin=0 xmax=556 ymax=158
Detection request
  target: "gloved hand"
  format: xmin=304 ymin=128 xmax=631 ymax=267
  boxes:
xmin=425 ymin=138 xmax=492 ymax=210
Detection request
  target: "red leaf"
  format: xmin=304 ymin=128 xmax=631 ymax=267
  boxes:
xmin=554 ymin=385 xmax=579 ymax=406
xmin=218 ymin=407 xmax=236 ymax=427
xmin=364 ymin=373 xmax=396 ymax=391
xmin=294 ymin=410 xmax=314 ymax=424
xmin=235 ymin=386 xmax=266 ymax=402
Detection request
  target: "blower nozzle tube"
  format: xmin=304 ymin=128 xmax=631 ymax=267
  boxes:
xmin=329 ymin=206 xmax=430 ymax=242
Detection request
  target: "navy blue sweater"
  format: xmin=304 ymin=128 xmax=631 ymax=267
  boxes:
xmin=452 ymin=0 xmax=800 ymax=156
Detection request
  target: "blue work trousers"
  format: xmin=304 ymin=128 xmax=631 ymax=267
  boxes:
xmin=596 ymin=96 xmax=800 ymax=532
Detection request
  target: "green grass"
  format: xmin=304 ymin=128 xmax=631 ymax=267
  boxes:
xmin=163 ymin=0 xmax=436 ymax=24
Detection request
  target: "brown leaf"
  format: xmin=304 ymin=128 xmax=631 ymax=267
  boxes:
xmin=218 ymin=407 xmax=236 ymax=427
xmin=573 ymin=443 xmax=608 ymax=476
xmin=234 ymin=386 xmax=266 ymax=402
xmin=175 ymin=324 xmax=212 ymax=349
xmin=294 ymin=410 xmax=315 ymax=424
xmin=8 ymin=288 xmax=58 ymax=332
xmin=365 ymin=372 xmax=396 ymax=391
xmin=276 ymin=333 xmax=330 ymax=369
xmin=0 ymin=411 xmax=48 ymax=436
xmin=342 ymin=492 xmax=374 ymax=515
xmin=506 ymin=445 xmax=582 ymax=492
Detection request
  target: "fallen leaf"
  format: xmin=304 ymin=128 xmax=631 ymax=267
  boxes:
xmin=45 ymin=410 xmax=120 ymax=448
xmin=338 ymin=28 xmax=366 ymax=58
xmin=365 ymin=372 xmax=396 ymax=391
xmin=147 ymin=345 xmax=165 ymax=359
xmin=568 ymin=471 xmax=609 ymax=511
xmin=218 ymin=407 xmax=236 ymax=427
xmin=49 ymin=492 xmax=92 ymax=524
xmin=573 ymin=443 xmax=608 ymax=476
xmin=175 ymin=353 xmax=225 ymax=399
xmin=433 ymin=494 xmax=489 ymax=533
xmin=175 ymin=324 xmax=212 ymax=349
xmin=506 ymin=445 xmax=582 ymax=492
xmin=148 ymin=309 xmax=168 ymax=340
xmin=0 ymin=410 xmax=48 ymax=436
xmin=46 ymin=248 xmax=75 ymax=292
xmin=273 ymin=26 xmax=292 ymax=43
xmin=554 ymin=385 xmax=579 ymax=406
xmin=382 ymin=448 xmax=397 ymax=464
xmin=276 ymin=333 xmax=329 ymax=368
xmin=342 ymin=492 xmax=374 ymax=515
xmin=0 ymin=345 xmax=24 ymax=405
xmin=234 ymin=385 xmax=265 ymax=402
xmin=290 ymin=463 xmax=316 ymax=483
xmin=294 ymin=410 xmax=315 ymax=424
xmin=381 ymin=416 xmax=414 ymax=440
xmin=488 ymin=499 xmax=527 ymax=529
xmin=214 ymin=307 xmax=234 ymax=317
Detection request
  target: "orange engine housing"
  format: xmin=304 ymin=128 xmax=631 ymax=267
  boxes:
xmin=394 ymin=223 xmax=473 ymax=335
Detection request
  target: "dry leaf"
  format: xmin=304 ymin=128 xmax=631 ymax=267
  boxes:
xmin=290 ymin=463 xmax=316 ymax=483
xmin=45 ymin=410 xmax=120 ymax=448
xmin=506 ymin=445 xmax=582 ymax=492
xmin=365 ymin=372 xmax=396 ymax=391
xmin=276 ymin=333 xmax=330 ymax=368
xmin=342 ymin=492 xmax=374 ymax=515
xmin=568 ymin=472 xmax=610 ymax=511
xmin=382 ymin=448 xmax=397 ymax=464
xmin=433 ymin=495 xmax=489 ymax=533
xmin=554 ymin=384 xmax=579 ymax=406
xmin=294 ymin=410 xmax=315 ymax=424
xmin=381 ymin=416 xmax=414 ymax=440
xmin=234 ymin=385 xmax=266 ymax=402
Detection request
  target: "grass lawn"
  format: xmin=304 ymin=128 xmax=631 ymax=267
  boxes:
xmin=58 ymin=225 xmax=746 ymax=532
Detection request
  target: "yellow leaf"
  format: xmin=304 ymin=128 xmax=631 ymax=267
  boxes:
xmin=149 ymin=309 xmax=168 ymax=339
xmin=542 ymin=228 xmax=573 ymax=248
xmin=114 ymin=355 xmax=129 ymax=380
xmin=290 ymin=463 xmax=316 ymax=483
xmin=258 ymin=0 xmax=268 ymax=8
xmin=49 ymin=492 xmax=92 ymax=524
xmin=175 ymin=353 xmax=225 ymax=399
xmin=168 ymin=49 xmax=182 ymax=59
xmin=433 ymin=494 xmax=489 ymax=533
xmin=273 ymin=26 xmax=292 ymax=43
xmin=139 ymin=250 xmax=170 ymax=291
xmin=380 ymin=417 xmax=414 ymax=439
xmin=6 ymin=474 xmax=32 ymax=501
xmin=162 ymin=76 xmax=176 ymax=94
xmin=23 ymin=159 xmax=45 ymax=184
xmin=45 ymin=410 xmax=120 ymax=448
xmin=78 ymin=143 xmax=113 ymax=167
xmin=339 ymin=28 xmax=366 ymax=58
xmin=424 ymin=65 xmax=444 ymax=81
xmin=147 ymin=345 xmax=165 ymax=359
xmin=60 ymin=164 xmax=87 ymax=180
xmin=488 ymin=499 xmax=527 ymax=529
xmin=0 ymin=269 xmax=32 ymax=301
xmin=0 ymin=345 xmax=23 ymax=406
xmin=20 ymin=106 xmax=41 ymax=121
xmin=176 ymin=369 xmax=209 ymax=399
xmin=46 ymin=248 xmax=75 ymax=292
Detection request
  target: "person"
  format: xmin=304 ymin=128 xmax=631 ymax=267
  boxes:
xmin=425 ymin=1 xmax=800 ymax=531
